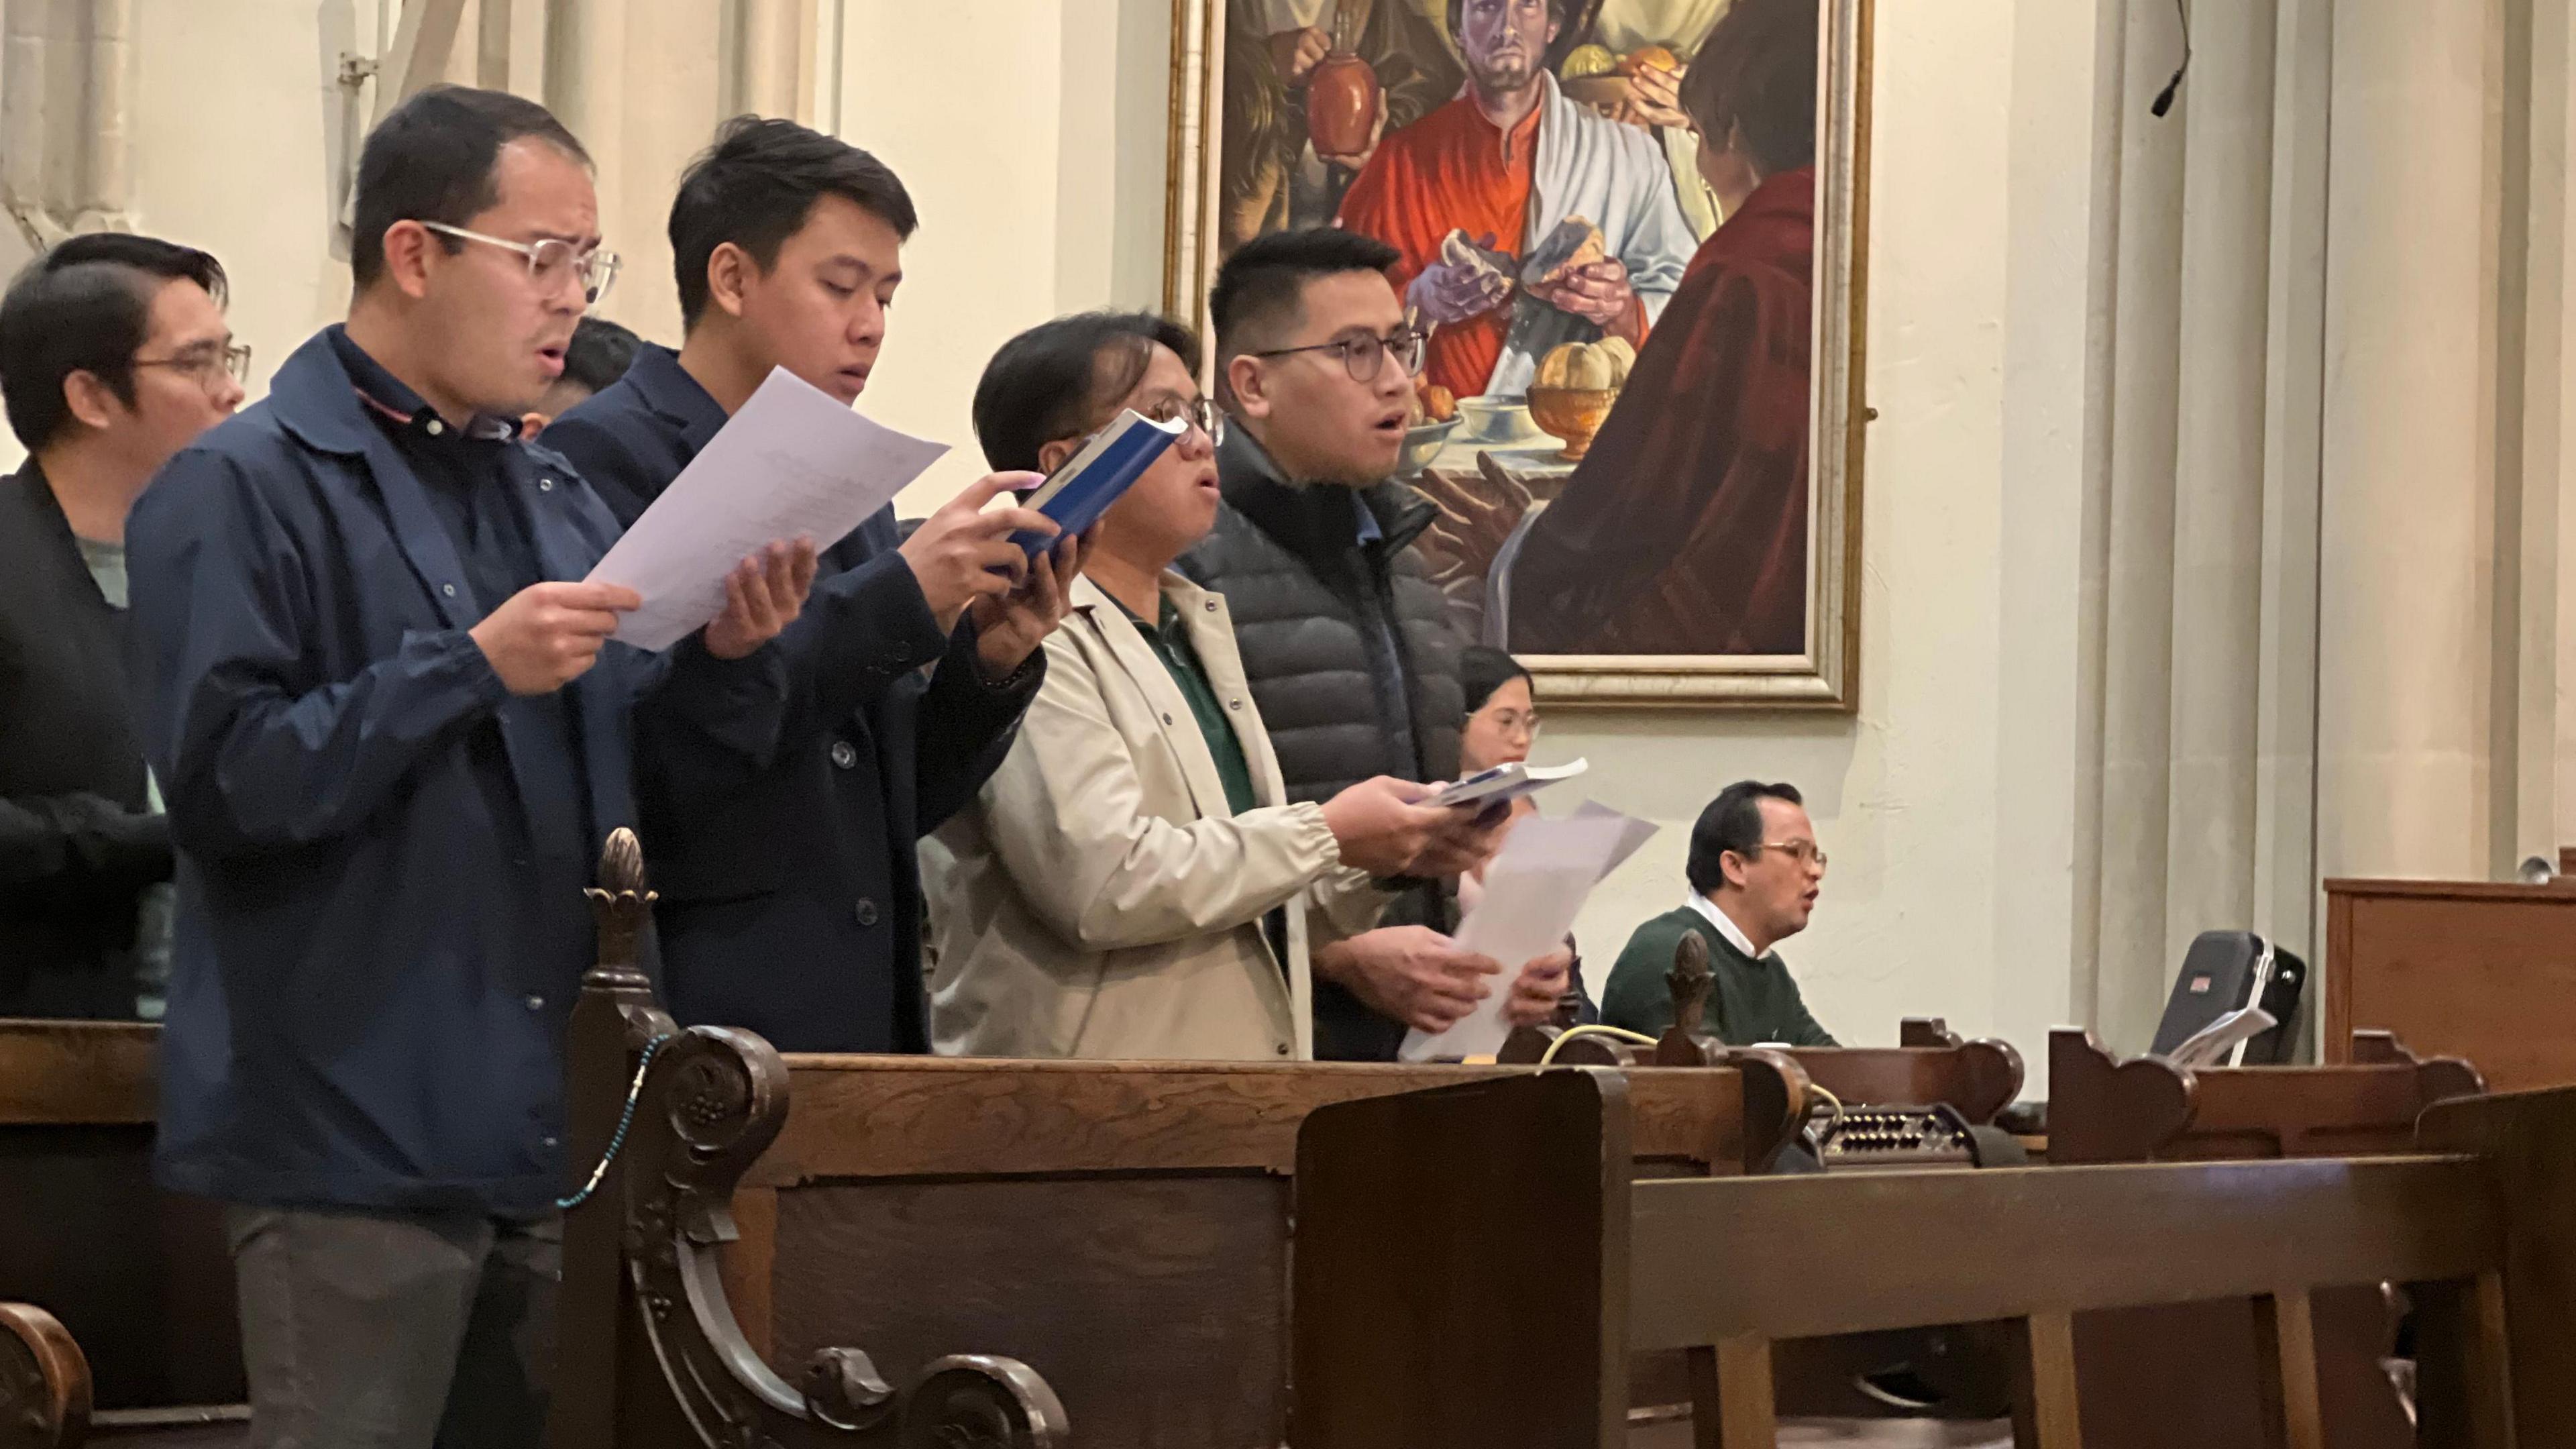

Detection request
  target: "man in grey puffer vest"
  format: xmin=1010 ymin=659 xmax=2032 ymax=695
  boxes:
xmin=1181 ymin=227 xmax=1571 ymax=1060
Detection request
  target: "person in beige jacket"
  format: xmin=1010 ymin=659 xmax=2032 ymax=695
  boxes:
xmin=924 ymin=311 xmax=1503 ymax=1061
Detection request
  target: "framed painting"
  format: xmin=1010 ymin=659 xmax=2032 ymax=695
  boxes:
xmin=1163 ymin=0 xmax=1872 ymax=708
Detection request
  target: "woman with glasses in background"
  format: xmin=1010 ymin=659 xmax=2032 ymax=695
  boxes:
xmin=922 ymin=310 xmax=1503 ymax=1063
xmin=1453 ymin=645 xmax=1599 ymax=1024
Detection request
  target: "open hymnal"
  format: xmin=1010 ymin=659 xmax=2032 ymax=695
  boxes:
xmin=1008 ymin=409 xmax=1187 ymax=555
xmin=1432 ymin=757 xmax=1589 ymax=810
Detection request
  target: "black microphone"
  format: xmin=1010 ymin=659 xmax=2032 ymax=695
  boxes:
xmin=2151 ymin=68 xmax=2184 ymax=117
xmin=2151 ymin=0 xmax=2191 ymax=118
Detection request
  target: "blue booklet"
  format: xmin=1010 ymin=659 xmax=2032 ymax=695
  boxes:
xmin=1010 ymin=409 xmax=1188 ymax=555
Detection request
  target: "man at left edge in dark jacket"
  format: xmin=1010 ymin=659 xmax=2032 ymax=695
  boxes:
xmin=125 ymin=87 xmax=816 ymax=1449
xmin=0 ymin=233 xmax=247 ymax=1020
xmin=545 ymin=117 xmax=1082 ymax=1055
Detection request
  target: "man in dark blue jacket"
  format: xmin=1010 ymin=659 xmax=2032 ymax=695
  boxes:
xmin=544 ymin=117 xmax=1078 ymax=1054
xmin=125 ymin=87 xmax=814 ymax=1449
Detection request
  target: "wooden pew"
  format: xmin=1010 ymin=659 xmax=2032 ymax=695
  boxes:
xmin=2044 ymin=1028 xmax=2491 ymax=1449
xmin=1289 ymin=1067 xmax=2571 ymax=1448
xmin=551 ymin=830 xmax=1786 ymax=1448
xmin=0 ymin=1021 xmax=244 ymax=1448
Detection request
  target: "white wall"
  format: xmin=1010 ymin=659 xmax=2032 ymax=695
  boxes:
xmin=835 ymin=0 xmax=1173 ymax=506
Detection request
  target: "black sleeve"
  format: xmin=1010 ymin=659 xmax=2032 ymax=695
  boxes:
xmin=911 ymin=619 xmax=1046 ymax=837
xmin=0 ymin=792 xmax=172 ymax=905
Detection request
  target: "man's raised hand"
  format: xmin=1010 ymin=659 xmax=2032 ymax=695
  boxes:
xmin=900 ymin=472 xmax=1061 ymax=631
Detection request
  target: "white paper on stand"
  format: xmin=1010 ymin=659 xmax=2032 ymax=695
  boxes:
xmin=584 ymin=366 xmax=949 ymax=650
xmin=1398 ymin=809 xmax=1657 ymax=1061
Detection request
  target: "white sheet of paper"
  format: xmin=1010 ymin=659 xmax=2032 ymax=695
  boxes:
xmin=584 ymin=367 xmax=949 ymax=651
xmin=1399 ymin=810 xmax=1657 ymax=1061
xmin=1571 ymin=798 xmax=1660 ymax=881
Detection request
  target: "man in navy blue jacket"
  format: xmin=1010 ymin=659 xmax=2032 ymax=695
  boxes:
xmin=125 ymin=87 xmax=815 ymax=1448
xmin=544 ymin=118 xmax=1079 ymax=1054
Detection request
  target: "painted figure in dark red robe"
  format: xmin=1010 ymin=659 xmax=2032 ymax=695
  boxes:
xmin=1506 ymin=0 xmax=1818 ymax=656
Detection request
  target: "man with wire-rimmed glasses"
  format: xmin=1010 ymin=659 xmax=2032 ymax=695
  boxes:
xmin=1181 ymin=226 xmax=1572 ymax=1063
xmin=122 ymin=86 xmax=820 ymax=1449
xmin=0 ymin=232 xmax=246 ymax=1023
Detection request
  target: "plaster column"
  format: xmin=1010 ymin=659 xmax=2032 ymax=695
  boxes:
xmin=2314 ymin=0 xmax=2498 ymax=882
xmin=2078 ymin=0 xmax=2186 ymax=1049
xmin=2161 ymin=0 xmax=2277 ymax=976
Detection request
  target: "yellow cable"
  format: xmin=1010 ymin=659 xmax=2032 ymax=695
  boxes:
xmin=1803 ymin=1081 xmax=1845 ymax=1145
xmin=1535 ymin=1023 xmax=1658 ymax=1067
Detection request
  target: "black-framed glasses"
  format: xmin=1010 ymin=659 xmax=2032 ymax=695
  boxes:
xmin=1140 ymin=393 xmax=1226 ymax=445
xmin=133 ymin=341 xmax=252 ymax=390
xmin=421 ymin=221 xmax=622 ymax=305
xmin=1251 ymin=327 xmax=1428 ymax=382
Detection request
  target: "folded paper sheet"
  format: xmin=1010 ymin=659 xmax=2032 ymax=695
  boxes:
xmin=586 ymin=367 xmax=948 ymax=650
xmin=1399 ymin=805 xmax=1658 ymax=1061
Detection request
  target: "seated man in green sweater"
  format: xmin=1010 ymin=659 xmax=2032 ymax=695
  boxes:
xmin=1601 ymin=780 xmax=1837 ymax=1046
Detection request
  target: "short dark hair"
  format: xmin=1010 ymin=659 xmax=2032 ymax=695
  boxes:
xmin=1460 ymin=645 xmax=1532 ymax=716
xmin=352 ymin=85 xmax=591 ymax=291
xmin=1210 ymin=227 xmax=1399 ymax=358
xmin=974 ymin=311 xmax=1199 ymax=474
xmin=0 ymin=233 xmax=229 ymax=451
xmin=1686 ymin=780 xmax=1804 ymax=894
xmin=559 ymin=315 xmax=642 ymax=396
xmin=1680 ymin=0 xmax=1819 ymax=177
xmin=668 ymin=117 xmax=918 ymax=331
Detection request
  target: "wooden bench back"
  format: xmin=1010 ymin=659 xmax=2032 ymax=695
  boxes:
xmin=0 ymin=1020 xmax=242 ymax=1433
xmin=1513 ymin=932 xmax=2027 ymax=1123
xmin=551 ymin=832 xmax=1780 ymax=1449
xmin=1289 ymin=1069 xmax=2573 ymax=1449
xmin=2049 ymin=1026 xmax=2485 ymax=1163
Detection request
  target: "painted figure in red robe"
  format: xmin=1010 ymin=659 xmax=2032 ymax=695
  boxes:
xmin=1505 ymin=0 xmax=1818 ymax=656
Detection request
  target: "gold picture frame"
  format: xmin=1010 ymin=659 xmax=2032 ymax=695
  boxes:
xmin=1163 ymin=0 xmax=1873 ymax=709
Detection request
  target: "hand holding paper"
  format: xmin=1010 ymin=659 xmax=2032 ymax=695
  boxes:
xmin=700 ymin=537 xmax=820 ymax=659
xmin=1399 ymin=805 xmax=1659 ymax=1061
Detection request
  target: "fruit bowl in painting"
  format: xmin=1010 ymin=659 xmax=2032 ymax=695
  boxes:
xmin=1396 ymin=418 xmax=1458 ymax=476
xmin=1452 ymin=395 xmax=1548 ymax=447
xmin=1525 ymin=386 xmax=1619 ymax=461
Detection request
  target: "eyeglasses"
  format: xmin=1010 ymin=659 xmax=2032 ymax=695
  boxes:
xmin=1250 ymin=327 xmax=1428 ymax=383
xmin=1474 ymin=707 xmax=1541 ymax=741
xmin=1141 ymin=393 xmax=1226 ymax=445
xmin=133 ymin=341 xmax=252 ymax=390
xmin=1752 ymin=840 xmax=1829 ymax=868
xmin=421 ymin=222 xmax=622 ymax=305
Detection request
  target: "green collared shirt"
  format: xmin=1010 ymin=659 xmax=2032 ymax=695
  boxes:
xmin=1114 ymin=593 xmax=1258 ymax=818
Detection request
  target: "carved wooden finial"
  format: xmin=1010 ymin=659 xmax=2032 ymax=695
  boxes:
xmin=584 ymin=828 xmax=657 ymax=985
xmin=1550 ymin=987 xmax=1585 ymax=1030
xmin=1668 ymin=930 xmax=1712 ymax=1032
xmin=1653 ymin=931 xmax=1717 ymax=1066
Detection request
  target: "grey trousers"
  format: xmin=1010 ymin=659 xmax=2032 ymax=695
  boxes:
xmin=225 ymin=1205 xmax=561 ymax=1449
